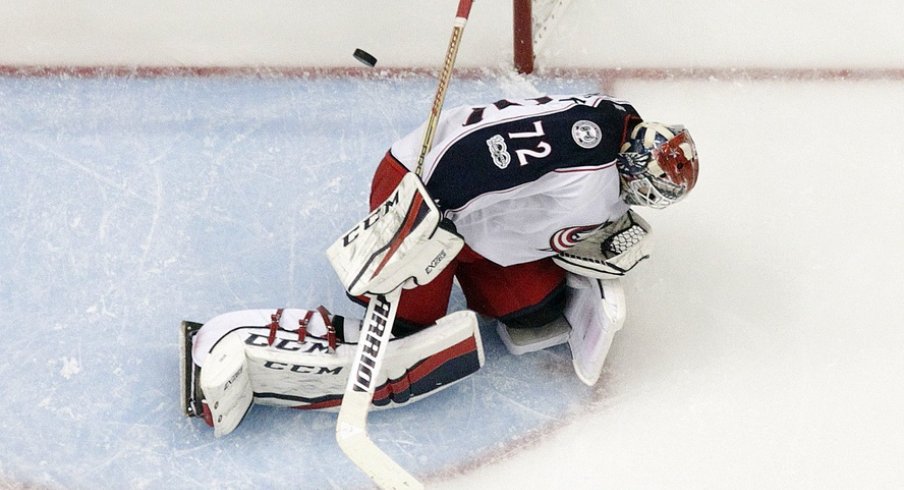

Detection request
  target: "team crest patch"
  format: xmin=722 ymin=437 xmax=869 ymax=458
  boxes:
xmin=572 ymin=120 xmax=602 ymax=149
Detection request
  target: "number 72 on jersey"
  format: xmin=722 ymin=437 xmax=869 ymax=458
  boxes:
xmin=486 ymin=121 xmax=551 ymax=169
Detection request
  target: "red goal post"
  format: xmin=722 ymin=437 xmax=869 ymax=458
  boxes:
xmin=513 ymin=0 xmax=573 ymax=74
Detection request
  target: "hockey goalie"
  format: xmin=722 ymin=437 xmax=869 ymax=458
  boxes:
xmin=354 ymin=93 xmax=698 ymax=383
xmin=181 ymin=92 xmax=699 ymax=438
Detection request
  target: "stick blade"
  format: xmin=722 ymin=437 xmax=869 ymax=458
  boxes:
xmin=336 ymin=392 xmax=423 ymax=489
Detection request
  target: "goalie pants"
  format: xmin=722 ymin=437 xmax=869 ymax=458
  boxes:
xmin=368 ymin=154 xmax=567 ymax=334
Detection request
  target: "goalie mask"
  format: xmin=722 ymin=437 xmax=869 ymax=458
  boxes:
xmin=616 ymin=122 xmax=699 ymax=209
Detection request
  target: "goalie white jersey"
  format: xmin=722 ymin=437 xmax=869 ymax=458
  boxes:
xmin=389 ymin=94 xmax=640 ymax=266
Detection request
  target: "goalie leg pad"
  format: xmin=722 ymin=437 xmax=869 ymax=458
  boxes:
xmin=370 ymin=309 xmax=483 ymax=408
xmin=244 ymin=308 xmax=483 ymax=411
xmin=185 ymin=307 xmax=483 ymax=435
xmin=565 ymin=274 xmax=626 ymax=386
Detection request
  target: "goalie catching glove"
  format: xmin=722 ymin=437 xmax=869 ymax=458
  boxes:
xmin=181 ymin=306 xmax=483 ymax=437
xmin=553 ymin=209 xmax=653 ymax=279
xmin=327 ymin=172 xmax=463 ymax=296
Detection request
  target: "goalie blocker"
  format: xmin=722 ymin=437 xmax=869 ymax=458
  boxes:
xmin=181 ymin=307 xmax=483 ymax=436
xmin=327 ymin=172 xmax=464 ymax=297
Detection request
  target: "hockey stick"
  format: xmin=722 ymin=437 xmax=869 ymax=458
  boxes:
xmin=335 ymin=1 xmax=474 ymax=489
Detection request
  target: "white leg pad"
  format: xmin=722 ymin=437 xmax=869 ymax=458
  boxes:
xmin=189 ymin=307 xmax=483 ymax=436
xmin=565 ymin=274 xmax=626 ymax=386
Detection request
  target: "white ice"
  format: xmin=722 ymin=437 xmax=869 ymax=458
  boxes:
xmin=2 ymin=1 xmax=904 ymax=489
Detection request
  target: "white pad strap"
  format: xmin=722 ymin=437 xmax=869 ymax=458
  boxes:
xmin=327 ymin=173 xmax=464 ymax=296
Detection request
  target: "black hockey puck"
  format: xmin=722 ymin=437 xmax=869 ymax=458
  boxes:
xmin=353 ymin=48 xmax=378 ymax=67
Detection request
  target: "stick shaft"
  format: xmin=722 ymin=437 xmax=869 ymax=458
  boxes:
xmin=414 ymin=0 xmax=474 ymax=177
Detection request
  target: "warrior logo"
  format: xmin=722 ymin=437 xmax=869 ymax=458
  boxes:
xmin=571 ymin=120 xmax=602 ymax=149
xmin=549 ymin=222 xmax=609 ymax=252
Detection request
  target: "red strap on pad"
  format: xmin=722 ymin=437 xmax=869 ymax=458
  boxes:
xmin=267 ymin=308 xmax=284 ymax=346
xmin=298 ymin=310 xmax=315 ymax=342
